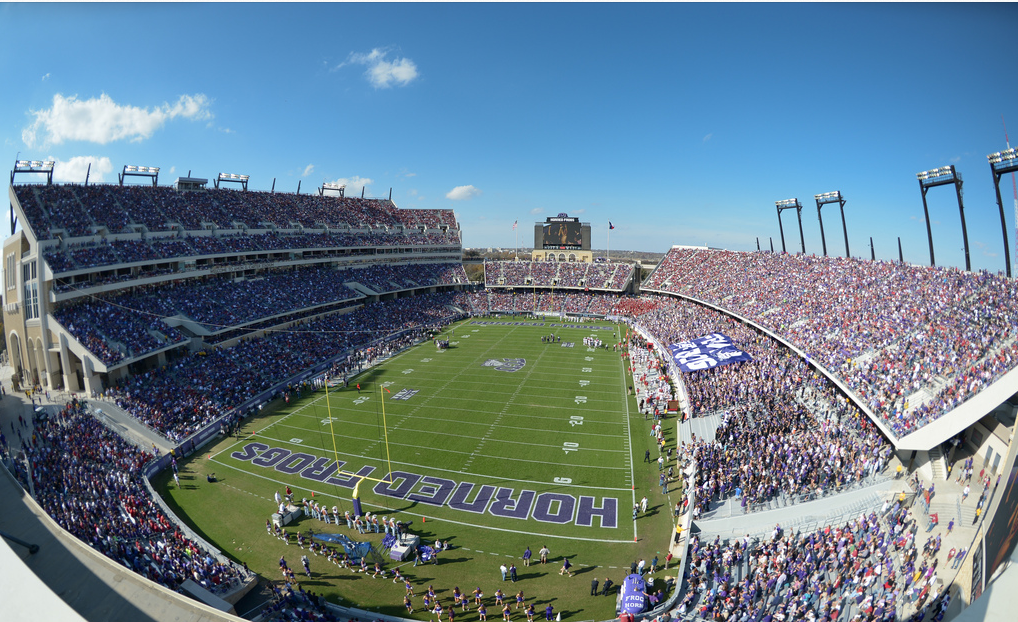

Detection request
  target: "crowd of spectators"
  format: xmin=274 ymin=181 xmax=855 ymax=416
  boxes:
xmin=642 ymin=248 xmax=1018 ymax=437
xmin=606 ymin=294 xmax=894 ymax=513
xmin=42 ymin=228 xmax=460 ymax=275
xmin=680 ymin=503 xmax=940 ymax=622
xmin=24 ymin=399 xmax=250 ymax=595
xmin=54 ymin=292 xmax=188 ymax=365
xmin=14 ymin=183 xmax=460 ymax=242
xmin=51 ymin=263 xmax=466 ymax=366
xmin=461 ymin=291 xmax=641 ymax=316
xmin=686 ymin=395 xmax=891 ymax=516
xmin=483 ymin=260 xmax=634 ymax=292
xmin=100 ymin=293 xmax=464 ymax=441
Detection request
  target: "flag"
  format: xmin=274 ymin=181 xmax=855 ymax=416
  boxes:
xmin=512 ymin=220 xmax=518 ymax=230
xmin=384 ymin=387 xmax=391 ymax=393
xmin=609 ymin=221 xmax=615 ymax=230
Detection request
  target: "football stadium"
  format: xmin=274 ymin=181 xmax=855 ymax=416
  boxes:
xmin=4 ymin=5 xmax=1018 ymax=622
xmin=2 ymin=159 xmax=1018 ymax=622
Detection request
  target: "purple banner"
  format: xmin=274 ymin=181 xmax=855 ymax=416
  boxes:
xmin=668 ymin=333 xmax=753 ymax=372
xmin=618 ymin=574 xmax=647 ymax=613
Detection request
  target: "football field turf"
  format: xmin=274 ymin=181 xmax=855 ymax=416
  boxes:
xmin=223 ymin=317 xmax=635 ymax=541
xmin=160 ymin=317 xmax=679 ymax=618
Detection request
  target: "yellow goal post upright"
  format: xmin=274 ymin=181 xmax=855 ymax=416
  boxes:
xmin=322 ymin=378 xmax=397 ymax=517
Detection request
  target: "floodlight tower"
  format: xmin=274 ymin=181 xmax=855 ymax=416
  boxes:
xmin=120 ymin=165 xmax=159 ymax=187
xmin=988 ymin=147 xmax=1017 ymax=278
xmin=775 ymin=198 xmax=805 ymax=254
xmin=10 ymin=159 xmax=55 ymax=234
xmin=215 ymin=173 xmax=249 ymax=190
xmin=917 ymin=165 xmax=969 ymax=271
xmin=814 ymin=191 xmax=850 ymax=258
xmin=319 ymin=182 xmax=346 ymax=197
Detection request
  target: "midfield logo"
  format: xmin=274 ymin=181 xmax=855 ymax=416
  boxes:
xmin=482 ymin=358 xmax=526 ymax=372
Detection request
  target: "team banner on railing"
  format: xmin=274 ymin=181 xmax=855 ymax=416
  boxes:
xmin=668 ymin=333 xmax=753 ymax=372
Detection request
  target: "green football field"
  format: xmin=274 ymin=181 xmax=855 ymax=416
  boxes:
xmin=159 ymin=317 xmax=680 ymax=619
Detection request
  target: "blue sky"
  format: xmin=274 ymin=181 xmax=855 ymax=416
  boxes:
xmin=2 ymin=2 xmax=1017 ymax=273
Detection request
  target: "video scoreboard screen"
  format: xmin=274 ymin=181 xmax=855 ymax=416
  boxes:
xmin=542 ymin=216 xmax=583 ymax=250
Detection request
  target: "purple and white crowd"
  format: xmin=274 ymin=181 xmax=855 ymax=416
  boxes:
xmin=20 ymin=399 xmax=250 ymax=595
xmin=680 ymin=500 xmax=950 ymax=622
xmin=641 ymin=248 xmax=1018 ymax=437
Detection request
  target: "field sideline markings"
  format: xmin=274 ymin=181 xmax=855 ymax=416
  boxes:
xmin=620 ymin=340 xmax=638 ymax=543
xmin=208 ymin=456 xmax=635 ymax=543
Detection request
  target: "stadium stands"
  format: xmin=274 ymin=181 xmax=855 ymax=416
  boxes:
xmin=25 ymin=400 xmax=250 ymax=595
xmin=14 ymin=184 xmax=460 ymax=239
xmin=4 ymin=175 xmax=1010 ymax=622
xmin=101 ymin=293 xmax=463 ymax=441
xmin=641 ymin=248 xmax=1018 ymax=438
xmin=483 ymin=260 xmax=635 ymax=293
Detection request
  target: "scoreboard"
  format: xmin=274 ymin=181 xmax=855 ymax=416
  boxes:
xmin=535 ymin=214 xmax=591 ymax=251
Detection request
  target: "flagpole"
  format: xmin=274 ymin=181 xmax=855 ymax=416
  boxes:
xmin=607 ymin=224 xmax=611 ymax=262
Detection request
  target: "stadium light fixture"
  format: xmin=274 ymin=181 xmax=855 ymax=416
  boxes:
xmin=10 ymin=159 xmax=57 ymax=233
xmin=215 ymin=172 xmax=249 ymax=190
xmin=320 ymin=182 xmax=346 ymax=197
xmin=120 ymin=163 xmax=159 ymax=187
xmin=774 ymin=198 xmax=805 ymax=254
xmin=814 ymin=190 xmax=850 ymax=258
xmin=916 ymin=164 xmax=969 ymax=271
xmin=10 ymin=158 xmax=56 ymax=188
xmin=987 ymin=148 xmax=1018 ymax=277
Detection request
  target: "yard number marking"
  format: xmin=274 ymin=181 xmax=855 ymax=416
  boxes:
xmin=569 ymin=416 xmax=584 ymax=426
xmin=562 ymin=442 xmax=579 ymax=454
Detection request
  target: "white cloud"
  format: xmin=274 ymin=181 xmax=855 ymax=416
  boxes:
xmin=50 ymin=155 xmax=114 ymax=183
xmin=703 ymin=133 xmax=713 ymax=143
xmin=330 ymin=175 xmax=374 ymax=195
xmin=446 ymin=185 xmax=481 ymax=200
xmin=303 ymin=164 xmax=315 ymax=177
xmin=22 ymin=92 xmax=213 ymax=148
xmin=573 ymin=209 xmax=586 ymax=215
xmin=169 ymin=166 xmax=176 ymax=174
xmin=529 ymin=207 xmax=544 ymax=215
xmin=41 ymin=73 xmax=50 ymax=81
xmin=338 ymin=48 xmax=419 ymax=88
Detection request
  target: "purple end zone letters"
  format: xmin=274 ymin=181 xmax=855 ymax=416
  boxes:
xmin=232 ymin=443 xmax=618 ymax=528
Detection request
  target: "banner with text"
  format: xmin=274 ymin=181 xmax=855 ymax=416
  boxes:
xmin=668 ymin=333 xmax=753 ymax=372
